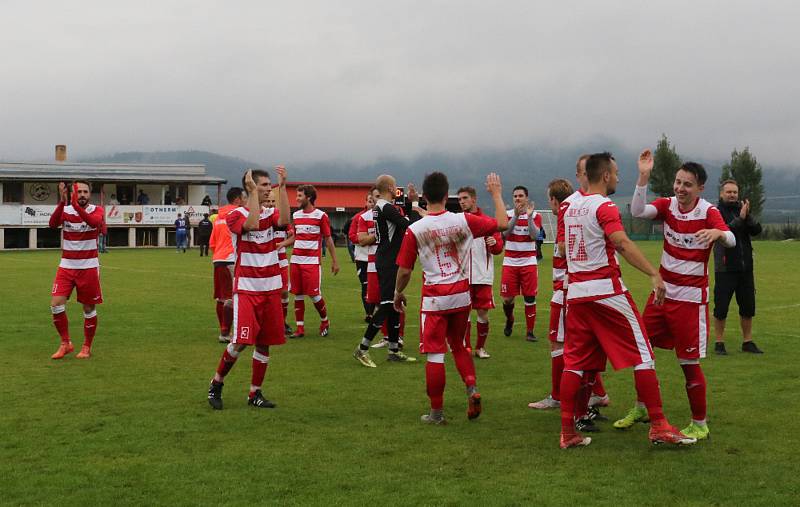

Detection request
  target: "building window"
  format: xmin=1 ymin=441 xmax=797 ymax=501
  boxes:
xmin=3 ymin=182 xmax=23 ymax=203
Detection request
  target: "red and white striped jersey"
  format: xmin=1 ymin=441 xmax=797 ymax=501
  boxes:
xmin=562 ymin=191 xmax=627 ymax=303
xmin=227 ymin=206 xmax=282 ymax=294
xmin=50 ymin=203 xmax=104 ymax=270
xmin=502 ymin=210 xmax=542 ymax=267
xmin=466 ymin=208 xmax=503 ymax=286
xmin=290 ymin=208 xmax=331 ymax=265
xmin=274 ymin=223 xmax=293 ymax=269
xmin=349 ymin=209 xmax=369 ymax=262
xmin=648 ymin=197 xmax=729 ymax=303
xmin=357 ymin=209 xmax=377 ymax=273
xmin=551 ymin=192 xmax=580 ymax=305
xmin=397 ymin=210 xmax=497 ymax=314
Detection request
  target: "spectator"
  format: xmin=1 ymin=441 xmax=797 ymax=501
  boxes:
xmin=713 ymin=179 xmax=763 ymax=355
xmin=98 ymin=215 xmax=108 ymax=253
xmin=164 ymin=189 xmax=173 ymax=205
xmin=175 ymin=213 xmax=188 ymax=253
xmin=536 ymin=223 xmax=546 ymax=260
xmin=202 ymin=195 xmax=213 ymax=207
xmin=197 ymin=213 xmax=213 ymax=256
xmin=176 ymin=196 xmax=186 ymax=205
xmin=137 ymin=190 xmax=150 ymax=205
xmin=108 ymin=194 xmax=119 ymax=205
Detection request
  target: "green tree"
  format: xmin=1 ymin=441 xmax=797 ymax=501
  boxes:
xmin=720 ymin=147 xmax=765 ymax=218
xmin=651 ymin=134 xmax=681 ymax=197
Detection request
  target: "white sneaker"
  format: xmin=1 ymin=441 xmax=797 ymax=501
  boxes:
xmin=528 ymin=395 xmax=561 ymax=410
xmin=371 ymin=338 xmax=389 ymax=349
xmin=589 ymin=394 xmax=610 ymax=408
xmin=218 ymin=334 xmax=231 ymax=343
xmin=474 ymin=348 xmax=491 ymax=359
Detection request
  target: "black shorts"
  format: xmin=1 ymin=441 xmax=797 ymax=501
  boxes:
xmin=377 ymin=264 xmax=398 ymax=305
xmin=713 ymin=271 xmax=756 ymax=319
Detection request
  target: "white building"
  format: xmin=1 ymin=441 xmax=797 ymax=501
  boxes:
xmin=0 ymin=161 xmax=226 ymax=249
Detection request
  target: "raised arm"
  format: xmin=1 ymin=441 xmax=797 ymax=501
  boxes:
xmin=49 ymin=184 xmax=67 ymax=229
xmin=631 ymin=149 xmax=658 ymax=219
xmin=485 ymin=173 xmax=508 ymax=231
xmin=241 ymin=170 xmax=262 ymax=232
xmin=275 ymin=166 xmax=291 ymax=227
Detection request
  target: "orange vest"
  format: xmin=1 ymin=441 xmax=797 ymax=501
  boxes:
xmin=209 ymin=204 xmax=238 ymax=263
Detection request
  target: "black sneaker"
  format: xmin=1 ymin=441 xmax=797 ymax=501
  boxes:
xmin=575 ymin=417 xmax=600 ymax=433
xmin=587 ymin=406 xmax=608 ymax=422
xmin=714 ymin=342 xmax=727 ymax=355
xmin=525 ymin=331 xmax=538 ymax=342
xmin=284 ymin=323 xmax=293 ymax=336
xmin=742 ymin=341 xmax=764 ymax=354
xmin=503 ymin=320 xmax=513 ymax=337
xmin=248 ymin=390 xmax=276 ymax=408
xmin=208 ymin=381 xmax=224 ymax=410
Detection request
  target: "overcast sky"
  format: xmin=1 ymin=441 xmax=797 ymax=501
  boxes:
xmin=2 ymin=1 xmax=799 ymax=167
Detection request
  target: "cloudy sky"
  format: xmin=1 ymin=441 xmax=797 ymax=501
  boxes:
xmin=2 ymin=1 xmax=798 ymax=167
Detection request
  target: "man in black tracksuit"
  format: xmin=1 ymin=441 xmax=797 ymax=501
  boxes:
xmin=713 ymin=179 xmax=763 ymax=355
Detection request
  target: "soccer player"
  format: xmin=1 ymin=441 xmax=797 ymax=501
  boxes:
xmin=618 ymin=150 xmax=735 ymax=441
xmin=558 ymin=152 xmax=695 ymax=448
xmin=207 ymin=167 xmax=291 ymax=410
xmin=289 ymin=184 xmax=340 ymax=338
xmin=457 ymin=186 xmax=504 ymax=359
xmin=267 ymin=190 xmax=294 ymax=335
xmin=501 ymin=185 xmax=543 ymax=341
xmin=349 ymin=189 xmax=378 ymax=323
xmin=353 ymin=175 xmax=417 ymax=366
xmin=394 ymin=172 xmax=509 ymax=424
xmin=529 ymin=157 xmax=610 ymax=416
xmin=175 ymin=213 xmax=188 ymax=253
xmin=209 ymin=187 xmax=244 ymax=343
xmin=49 ymin=181 xmax=105 ymax=359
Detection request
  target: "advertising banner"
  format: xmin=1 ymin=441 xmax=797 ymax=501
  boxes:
xmin=20 ymin=205 xmax=55 ymax=225
xmin=0 ymin=205 xmax=22 ymax=225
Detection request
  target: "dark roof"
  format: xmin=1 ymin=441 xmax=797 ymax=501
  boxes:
xmin=0 ymin=162 xmax=226 ymax=184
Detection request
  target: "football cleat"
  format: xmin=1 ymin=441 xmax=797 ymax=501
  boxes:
xmin=371 ymin=338 xmax=389 ymax=348
xmin=589 ymin=394 xmax=610 ymax=407
xmin=525 ymin=331 xmax=538 ymax=342
xmin=387 ymin=351 xmax=417 ymax=362
xmin=248 ymin=389 xmax=276 ymax=409
xmin=474 ymin=348 xmax=491 ymax=359
xmin=714 ymin=342 xmax=727 ymax=355
xmin=75 ymin=345 xmax=92 ymax=359
xmin=420 ymin=413 xmax=447 ymax=425
xmin=503 ymin=319 xmax=513 ymax=337
xmin=467 ymin=391 xmax=482 ymax=420
xmin=290 ymin=326 xmax=305 ymax=339
xmin=560 ymin=432 xmax=592 ymax=449
xmin=207 ymin=381 xmax=224 ymax=410
xmin=587 ymin=406 xmax=608 ymax=422
xmin=613 ymin=405 xmax=650 ymax=429
xmin=218 ymin=334 xmax=231 ymax=343
xmin=680 ymin=422 xmax=710 ymax=440
xmin=319 ymin=321 xmax=330 ymax=337
xmin=649 ymin=422 xmax=696 ymax=446
xmin=284 ymin=323 xmax=293 ymax=336
xmin=575 ymin=417 xmax=600 ymax=433
xmin=51 ymin=341 xmax=74 ymax=360
xmin=528 ymin=395 xmax=560 ymax=410
xmin=353 ymin=348 xmax=377 ymax=368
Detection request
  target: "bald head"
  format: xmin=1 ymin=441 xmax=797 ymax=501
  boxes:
xmin=376 ymin=174 xmax=397 ymax=196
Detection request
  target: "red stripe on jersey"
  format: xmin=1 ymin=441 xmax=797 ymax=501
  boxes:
xmin=226 ymin=206 xmax=282 ymax=294
xmin=421 ymin=278 xmax=470 ymax=297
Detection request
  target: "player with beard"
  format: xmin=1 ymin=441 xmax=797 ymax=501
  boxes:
xmin=49 ymin=181 xmax=105 ymax=359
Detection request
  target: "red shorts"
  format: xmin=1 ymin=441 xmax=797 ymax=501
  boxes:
xmin=52 ymin=267 xmax=103 ymax=305
xmin=643 ymin=295 xmax=709 ymax=360
xmin=366 ymin=271 xmax=379 ymax=304
xmin=564 ymin=292 xmax=653 ymax=371
xmin=213 ymin=263 xmax=233 ymax=301
xmin=280 ymin=266 xmax=289 ymax=292
xmin=500 ymin=264 xmax=538 ymax=298
xmin=232 ymin=292 xmax=286 ymax=346
xmin=548 ymin=301 xmax=565 ymax=343
xmin=419 ymin=309 xmax=470 ymax=354
xmin=470 ymin=284 xmax=495 ymax=310
xmin=289 ymin=263 xmax=321 ymax=297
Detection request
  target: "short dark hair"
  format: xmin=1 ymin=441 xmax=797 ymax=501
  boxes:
xmin=226 ymin=187 xmax=244 ymax=204
xmin=585 ymin=152 xmax=616 ymax=183
xmin=576 ymin=154 xmax=590 ymax=173
xmin=547 ymin=179 xmax=574 ymax=203
xmin=72 ymin=180 xmax=91 ymax=191
xmin=512 ymin=185 xmax=528 ymax=196
xmin=457 ymin=186 xmax=476 ymax=199
xmin=678 ymin=162 xmax=707 ymax=185
xmin=720 ymin=179 xmax=738 ymax=190
xmin=241 ymin=169 xmax=270 ymax=189
xmin=297 ymin=184 xmax=317 ymax=204
xmin=422 ymin=172 xmax=449 ymax=203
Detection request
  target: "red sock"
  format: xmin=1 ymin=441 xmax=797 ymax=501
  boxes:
xmin=503 ymin=302 xmax=514 ymax=322
xmin=216 ymin=348 xmax=239 ymax=378
xmin=574 ymin=372 xmax=594 ymax=419
xmin=52 ymin=309 xmax=70 ymax=343
xmin=681 ymin=363 xmax=707 ymax=421
xmin=215 ymin=301 xmax=225 ymax=331
xmin=633 ymin=368 xmax=665 ymax=423
xmin=222 ymin=304 xmax=233 ymax=335
xmin=294 ymin=299 xmax=305 ymax=326
xmin=524 ymin=302 xmax=536 ymax=333
xmin=250 ymin=351 xmax=269 ymax=396
xmin=451 ymin=348 xmax=476 ymax=387
xmin=83 ymin=311 xmax=97 ymax=348
xmin=476 ymin=320 xmax=489 ymax=349
xmin=313 ymin=297 xmax=328 ymax=320
xmin=559 ymin=371 xmax=583 ymax=434
xmin=425 ymin=361 xmax=446 ymax=410
xmin=551 ymin=351 xmax=564 ymax=401
xmin=592 ymin=372 xmax=607 ymax=397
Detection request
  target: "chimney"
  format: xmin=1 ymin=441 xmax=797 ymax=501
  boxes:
xmin=55 ymin=145 xmax=67 ymax=162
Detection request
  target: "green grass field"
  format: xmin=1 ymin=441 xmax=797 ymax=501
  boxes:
xmin=2 ymin=242 xmax=799 ymax=506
